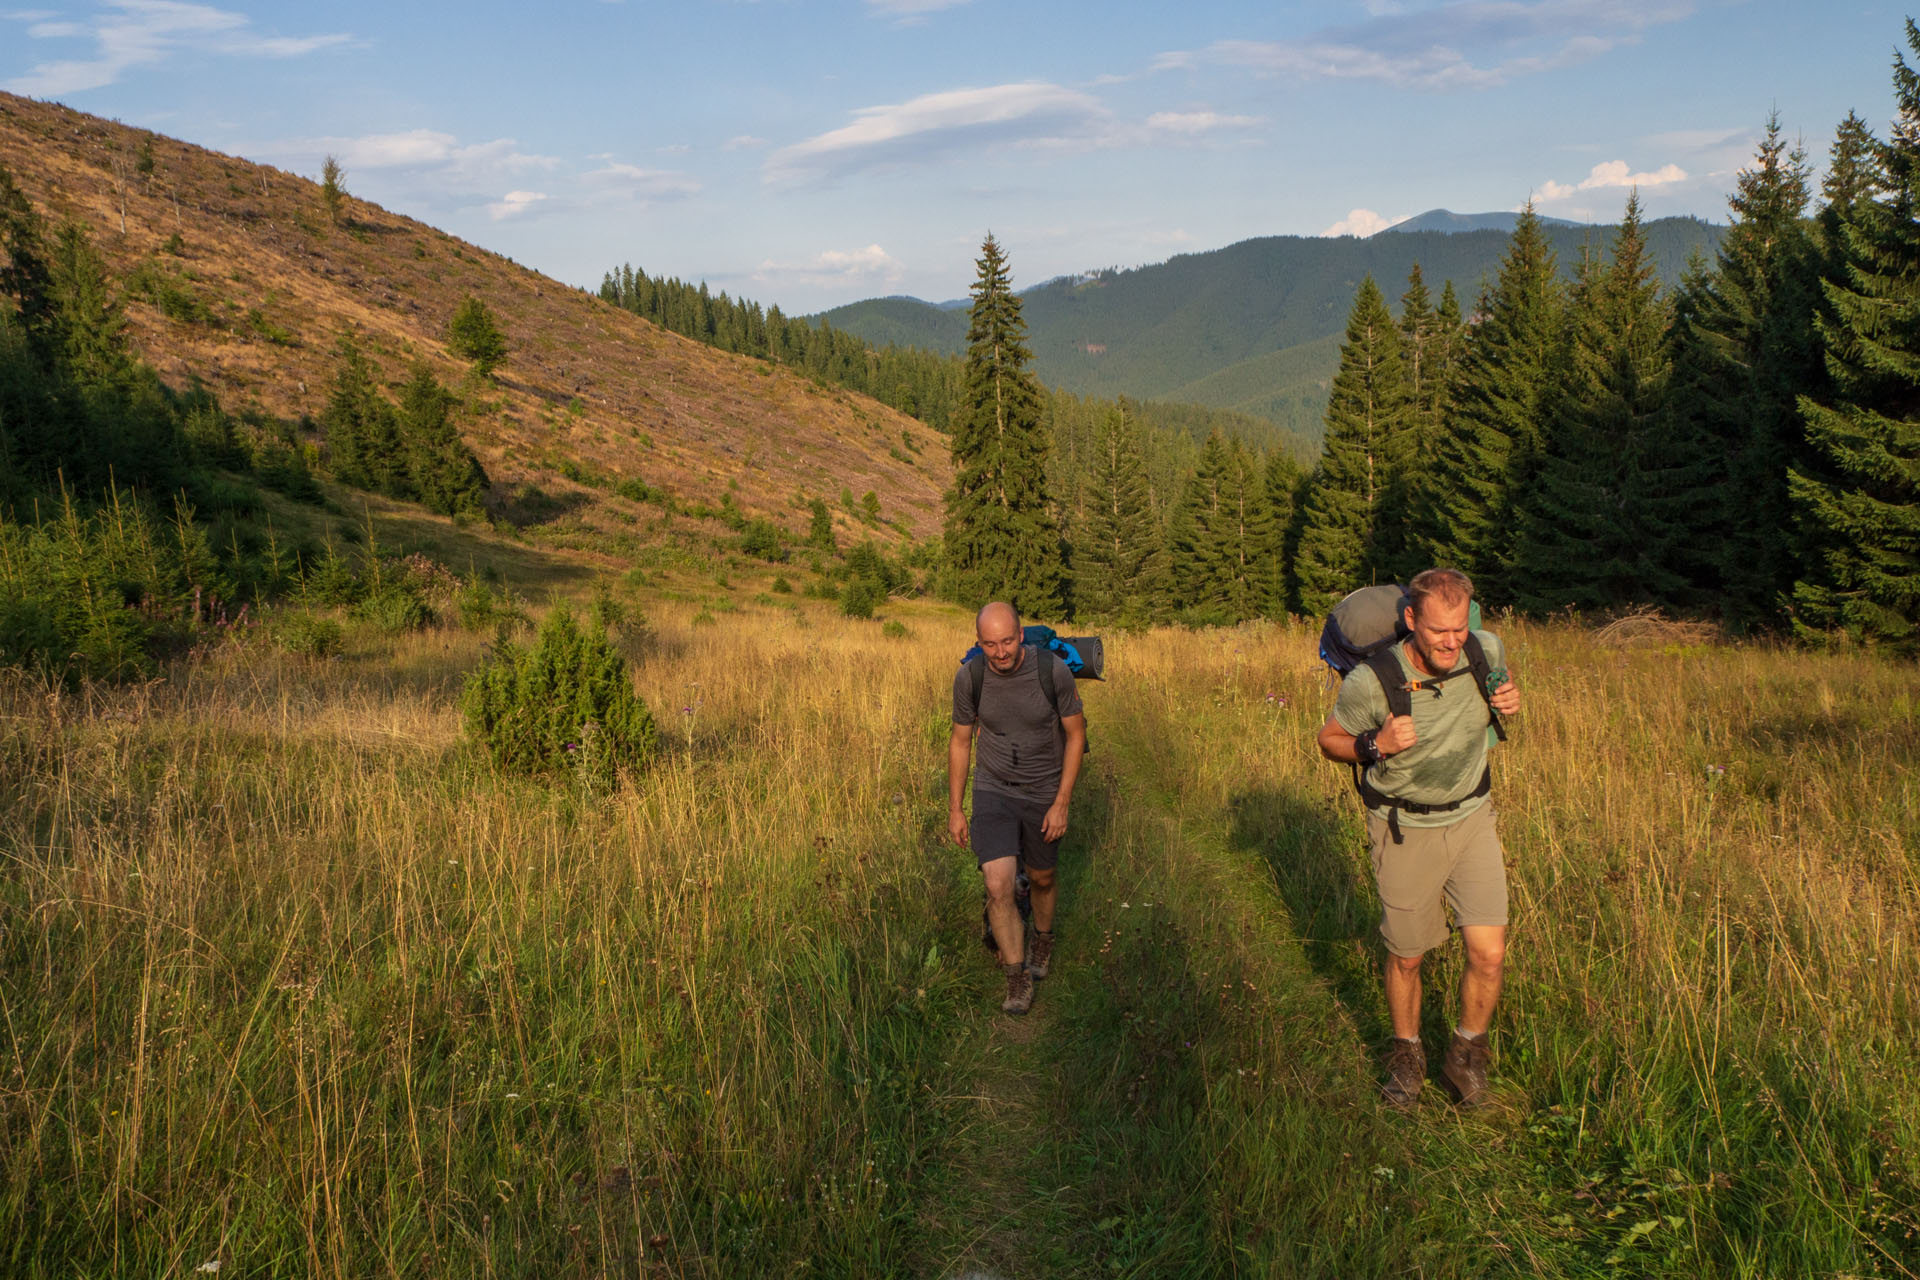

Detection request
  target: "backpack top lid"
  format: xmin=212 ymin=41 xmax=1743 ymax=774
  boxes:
xmin=1319 ymin=584 xmax=1410 ymax=675
xmin=960 ymin=625 xmax=1104 ymax=681
xmin=1319 ymin=584 xmax=1485 ymax=676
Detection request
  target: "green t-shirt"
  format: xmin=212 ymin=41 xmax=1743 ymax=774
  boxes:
xmin=1333 ymin=630 xmax=1507 ymax=828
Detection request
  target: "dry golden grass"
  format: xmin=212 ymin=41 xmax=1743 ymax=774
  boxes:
xmin=0 ymin=92 xmax=948 ymax=544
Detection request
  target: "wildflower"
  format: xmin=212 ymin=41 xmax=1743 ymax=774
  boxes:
xmin=1705 ymin=764 xmax=1726 ymax=777
xmin=195 ymin=1263 xmax=221 ymax=1275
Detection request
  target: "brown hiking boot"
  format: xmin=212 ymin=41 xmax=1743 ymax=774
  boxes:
xmin=1381 ymin=1037 xmax=1426 ymax=1107
xmin=1001 ymin=964 xmax=1035 ymax=1015
xmin=1025 ymin=929 xmax=1054 ymax=980
xmin=1441 ymin=1031 xmax=1492 ymax=1107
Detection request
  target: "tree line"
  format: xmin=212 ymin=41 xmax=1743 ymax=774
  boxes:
xmin=942 ymin=19 xmax=1920 ymax=650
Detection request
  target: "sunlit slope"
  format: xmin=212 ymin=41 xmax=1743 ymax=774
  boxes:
xmin=0 ymin=92 xmax=948 ymax=539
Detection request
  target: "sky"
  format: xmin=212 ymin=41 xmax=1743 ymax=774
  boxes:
xmin=1 ymin=1 xmax=1907 ymax=314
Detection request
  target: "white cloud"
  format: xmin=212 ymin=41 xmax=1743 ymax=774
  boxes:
xmin=1537 ymin=158 xmax=1689 ymax=202
xmin=1161 ymin=0 xmax=1694 ymax=92
xmin=865 ymin=0 xmax=972 ymax=17
xmin=583 ymin=161 xmax=702 ymax=199
xmin=1144 ymin=110 xmax=1263 ymax=136
xmin=261 ymin=129 xmax=559 ymax=194
xmin=1321 ymin=208 xmax=1409 ymax=237
xmin=750 ymin=244 xmax=906 ymax=290
xmin=5 ymin=1 xmax=349 ymax=97
xmin=487 ymin=190 xmax=548 ymax=220
xmin=723 ymin=134 xmax=769 ymax=151
xmin=766 ymin=81 xmax=1114 ymax=184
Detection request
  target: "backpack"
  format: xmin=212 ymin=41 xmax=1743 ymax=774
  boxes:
xmin=1324 ymin=590 xmax=1506 ymax=843
xmin=960 ymin=625 xmax=1097 ymax=747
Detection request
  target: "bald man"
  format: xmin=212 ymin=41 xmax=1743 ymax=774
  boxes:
xmin=948 ymin=601 xmax=1086 ymax=1015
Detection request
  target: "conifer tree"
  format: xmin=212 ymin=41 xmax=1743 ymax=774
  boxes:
xmin=448 ymin=295 xmax=508 ymax=379
xmin=1074 ymin=408 xmax=1166 ymax=622
xmin=1165 ymin=431 xmax=1274 ymax=623
xmin=1513 ymin=194 xmax=1673 ymax=612
xmin=1791 ymin=25 xmax=1920 ymax=647
xmin=0 ymin=163 xmax=53 ymax=360
xmin=942 ymin=234 xmax=1066 ymax=616
xmin=324 ymin=336 xmax=408 ymax=497
xmin=1259 ymin=449 xmax=1304 ymax=615
xmin=46 ymin=221 xmax=131 ymax=388
xmin=1663 ymin=115 xmax=1821 ymax=625
xmin=1419 ymin=204 xmax=1564 ymax=598
xmin=400 ymin=361 xmax=489 ymax=515
xmin=1294 ymin=276 xmax=1410 ymax=614
xmin=320 ymin=156 xmax=347 ymax=227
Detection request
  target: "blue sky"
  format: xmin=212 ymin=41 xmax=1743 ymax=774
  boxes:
xmin=2 ymin=1 xmax=1906 ymax=313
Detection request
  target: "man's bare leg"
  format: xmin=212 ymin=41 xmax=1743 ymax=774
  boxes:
xmin=1457 ymin=925 xmax=1506 ymax=1035
xmin=1026 ymin=864 xmax=1056 ymax=934
xmin=982 ymin=857 xmax=1025 ymax=965
xmin=1385 ymin=951 xmax=1424 ymax=1041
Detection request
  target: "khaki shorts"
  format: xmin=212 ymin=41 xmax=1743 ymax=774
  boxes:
xmin=1366 ymin=803 xmax=1508 ymax=958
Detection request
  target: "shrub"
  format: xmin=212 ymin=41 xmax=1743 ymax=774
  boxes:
xmin=352 ymin=586 xmax=432 ymax=634
xmin=841 ymin=577 xmax=883 ymax=620
xmin=882 ymin=619 xmax=910 ymax=639
xmin=739 ymin=518 xmax=787 ymax=562
xmin=462 ymin=607 xmax=657 ymax=790
xmin=770 ymin=576 xmax=793 ymax=594
xmin=273 ymin=610 xmax=343 ymax=658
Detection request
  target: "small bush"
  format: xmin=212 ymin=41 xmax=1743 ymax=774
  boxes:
xmin=273 ymin=610 xmax=343 ymax=658
xmin=841 ymin=577 xmax=883 ymax=620
xmin=770 ymin=576 xmax=793 ymax=594
xmin=691 ymin=610 xmax=717 ymax=627
xmin=462 ymin=607 xmax=657 ymax=790
xmin=882 ymin=619 xmax=910 ymax=639
xmin=352 ymin=586 xmax=432 ymax=634
xmin=739 ymin=518 xmax=787 ymax=562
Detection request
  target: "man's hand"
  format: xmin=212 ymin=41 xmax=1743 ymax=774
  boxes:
xmin=1490 ymin=679 xmax=1520 ymax=717
xmin=948 ymin=809 xmax=970 ymax=848
xmin=1377 ymin=713 xmax=1418 ymax=754
xmin=1042 ymin=800 xmax=1070 ymax=843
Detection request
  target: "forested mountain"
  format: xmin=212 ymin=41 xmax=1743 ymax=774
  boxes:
xmin=815 ymin=216 xmax=1725 ymax=441
xmin=1385 ymin=208 xmax=1585 ymax=234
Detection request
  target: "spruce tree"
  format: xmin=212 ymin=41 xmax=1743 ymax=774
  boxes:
xmin=1074 ymin=407 xmax=1167 ymax=622
xmin=942 ymin=234 xmax=1066 ymax=616
xmin=1294 ymin=276 xmax=1410 ymax=614
xmin=1259 ymin=449 xmax=1304 ymax=615
xmin=1790 ymin=25 xmax=1920 ymax=647
xmin=1513 ymin=194 xmax=1673 ymax=612
xmin=1419 ymin=203 xmax=1565 ymax=598
xmin=1165 ymin=431 xmax=1273 ymax=623
xmin=323 ymin=335 xmax=409 ymax=497
xmin=46 ymin=221 xmax=131 ymax=388
xmin=1662 ymin=115 xmax=1821 ymax=626
xmin=448 ymin=295 xmax=507 ymax=379
xmin=321 ymin=156 xmax=347 ymax=227
xmin=400 ymin=361 xmax=489 ymax=516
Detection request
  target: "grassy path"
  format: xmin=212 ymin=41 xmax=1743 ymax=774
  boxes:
xmin=917 ymin=745 xmax=1457 ymax=1278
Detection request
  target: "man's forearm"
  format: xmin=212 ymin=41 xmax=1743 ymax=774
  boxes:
xmin=948 ymin=740 xmax=971 ymax=813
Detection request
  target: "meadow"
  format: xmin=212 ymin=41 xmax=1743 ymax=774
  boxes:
xmin=1 ymin=598 xmax=1916 ymax=1278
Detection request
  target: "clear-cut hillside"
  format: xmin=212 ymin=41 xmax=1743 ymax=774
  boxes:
xmin=0 ymin=92 xmax=948 ymax=544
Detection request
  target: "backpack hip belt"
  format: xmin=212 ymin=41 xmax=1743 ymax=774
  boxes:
xmin=1356 ymin=764 xmax=1491 ymax=844
xmin=1352 ymin=633 xmax=1506 ymax=845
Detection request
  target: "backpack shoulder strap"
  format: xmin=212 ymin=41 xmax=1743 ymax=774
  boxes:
xmin=1463 ymin=633 xmax=1508 ymax=743
xmin=1363 ymin=647 xmax=1412 ymax=721
xmin=966 ymin=653 xmax=986 ymax=716
xmin=1034 ymin=646 xmax=1060 ymax=716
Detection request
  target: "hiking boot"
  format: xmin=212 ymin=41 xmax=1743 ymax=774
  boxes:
xmin=1380 ymin=1037 xmax=1426 ymax=1107
xmin=1025 ymin=929 xmax=1054 ymax=981
xmin=1441 ymin=1031 xmax=1492 ymax=1107
xmin=1001 ymin=964 xmax=1035 ymax=1016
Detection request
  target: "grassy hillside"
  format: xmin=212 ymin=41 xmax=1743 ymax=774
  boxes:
xmin=4 ymin=604 xmax=1914 ymax=1276
xmin=817 ymin=217 xmax=1725 ymax=443
xmin=0 ymin=92 xmax=948 ymax=548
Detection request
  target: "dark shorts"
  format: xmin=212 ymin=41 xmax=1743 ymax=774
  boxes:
xmin=970 ymin=785 xmax=1061 ymax=871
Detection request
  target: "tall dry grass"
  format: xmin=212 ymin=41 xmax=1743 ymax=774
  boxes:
xmin=0 ymin=602 xmax=976 ymax=1277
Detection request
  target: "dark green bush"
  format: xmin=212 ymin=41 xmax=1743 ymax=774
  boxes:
xmin=841 ymin=577 xmax=883 ymax=620
xmin=462 ymin=607 xmax=657 ymax=790
xmin=273 ymin=610 xmax=343 ymax=658
xmin=739 ymin=518 xmax=787 ymax=562
xmin=352 ymin=586 xmax=432 ymax=634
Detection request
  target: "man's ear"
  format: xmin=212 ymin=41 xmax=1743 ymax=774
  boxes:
xmin=1402 ymin=604 xmax=1416 ymax=632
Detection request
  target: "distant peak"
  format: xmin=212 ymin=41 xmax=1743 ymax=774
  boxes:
xmin=1384 ymin=208 xmax=1586 ymax=234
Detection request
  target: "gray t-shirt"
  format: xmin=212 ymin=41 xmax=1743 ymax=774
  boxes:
xmin=952 ymin=646 xmax=1084 ymax=798
xmin=1333 ymin=630 xmax=1507 ymax=828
